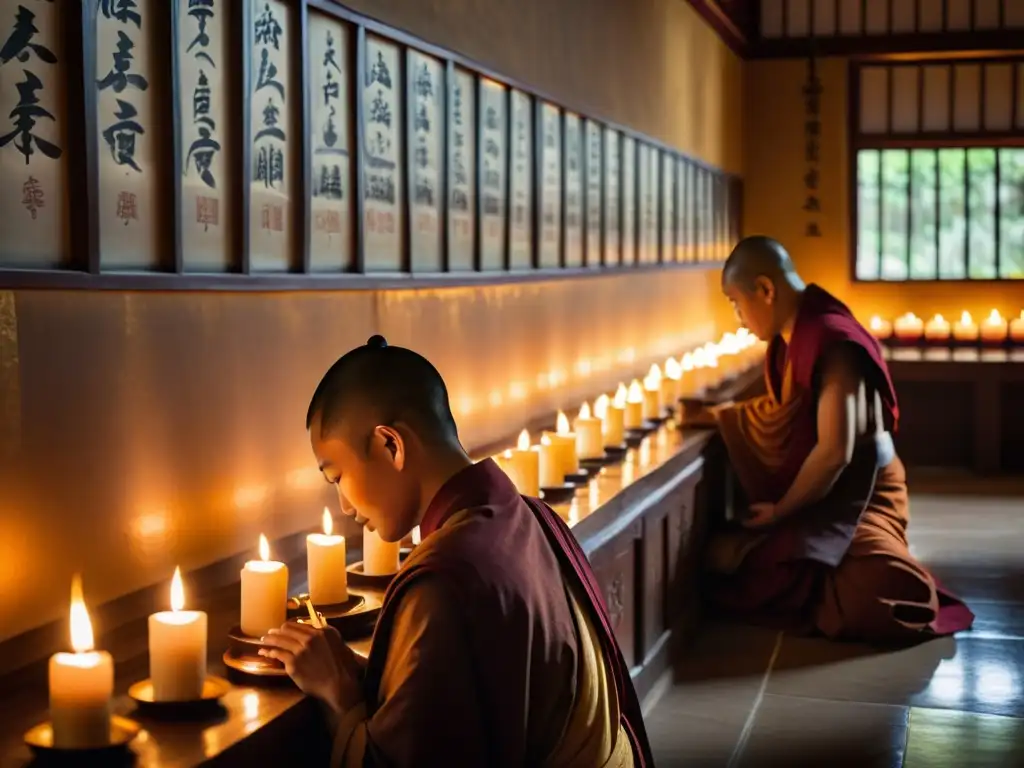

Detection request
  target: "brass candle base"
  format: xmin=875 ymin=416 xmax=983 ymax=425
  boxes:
xmin=540 ymin=483 xmax=576 ymax=505
xmin=346 ymin=549 xmax=412 ymax=589
xmin=223 ymin=627 xmax=289 ymax=681
xmin=128 ymin=676 xmax=230 ymax=719
xmin=24 ymin=715 xmax=141 ymax=759
xmin=603 ymin=444 xmax=628 ymax=462
xmin=287 ymin=589 xmax=382 ymax=634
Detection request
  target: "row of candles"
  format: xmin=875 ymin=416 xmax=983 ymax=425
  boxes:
xmin=869 ymin=309 xmax=1024 ymax=344
xmin=44 ymin=327 xmax=764 ymax=750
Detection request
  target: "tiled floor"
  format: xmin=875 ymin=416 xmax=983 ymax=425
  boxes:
xmin=645 ymin=493 xmax=1024 ymax=767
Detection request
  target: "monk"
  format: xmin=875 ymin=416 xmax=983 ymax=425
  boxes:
xmin=259 ymin=335 xmax=652 ymax=767
xmin=705 ymin=236 xmax=974 ymax=643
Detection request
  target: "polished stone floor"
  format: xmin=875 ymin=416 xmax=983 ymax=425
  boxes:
xmin=645 ymin=491 xmax=1024 ymax=767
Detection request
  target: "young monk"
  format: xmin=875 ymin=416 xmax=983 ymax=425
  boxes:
xmin=705 ymin=236 xmax=974 ymax=643
xmin=259 ymin=335 xmax=652 ymax=767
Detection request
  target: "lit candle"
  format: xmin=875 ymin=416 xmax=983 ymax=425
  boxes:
xmin=49 ymin=576 xmax=113 ymax=748
xmin=868 ymin=315 xmax=893 ymax=340
xmin=595 ymin=391 xmax=625 ymax=447
xmin=624 ymin=380 xmax=644 ymax=429
xmin=981 ymin=309 xmax=1008 ymax=343
xmin=543 ymin=411 xmax=578 ymax=478
xmin=642 ymin=364 xmax=662 ymax=421
xmin=307 ymin=508 xmax=348 ymax=606
xmin=538 ymin=434 xmax=562 ymax=488
xmin=952 ymin=311 xmax=978 ymax=343
xmin=893 ymin=312 xmax=924 ymax=342
xmin=240 ymin=534 xmax=288 ymax=637
xmin=663 ymin=357 xmax=683 ymax=404
xmin=1010 ymin=311 xmax=1024 ymax=343
xmin=680 ymin=353 xmax=697 ymax=397
xmin=574 ymin=402 xmax=604 ymax=459
xmin=502 ymin=429 xmax=540 ymax=496
xmin=362 ymin=527 xmax=401 ymax=576
xmin=924 ymin=313 xmax=951 ymax=343
xmin=702 ymin=344 xmax=722 ymax=390
xmin=148 ymin=567 xmax=207 ymax=702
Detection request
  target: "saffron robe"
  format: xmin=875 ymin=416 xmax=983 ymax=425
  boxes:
xmin=709 ymin=284 xmax=974 ymax=642
xmin=330 ymin=459 xmax=651 ymax=767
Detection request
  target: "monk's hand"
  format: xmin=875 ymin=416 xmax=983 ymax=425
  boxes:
xmin=259 ymin=622 xmax=363 ymax=714
xmin=742 ymin=502 xmax=777 ymax=529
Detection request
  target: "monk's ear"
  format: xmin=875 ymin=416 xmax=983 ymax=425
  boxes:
xmin=753 ymin=275 xmax=775 ymax=304
xmin=373 ymin=425 xmax=406 ymax=471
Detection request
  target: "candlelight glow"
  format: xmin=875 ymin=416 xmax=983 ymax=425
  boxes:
xmin=627 ymin=379 xmax=644 ymax=403
xmin=643 ymin=373 xmax=659 ymax=391
xmin=681 ymin=352 xmax=694 ymax=372
xmin=647 ymin=363 xmax=662 ymax=381
xmin=960 ymin=311 xmax=973 ymax=325
xmin=517 ymin=429 xmax=530 ymax=451
xmin=322 ymin=508 xmax=333 ymax=537
xmin=258 ymin=533 xmax=270 ymax=562
xmin=541 ymin=434 xmax=552 ymax=447
xmin=579 ymin=402 xmax=592 ymax=420
xmin=503 ymin=448 xmax=514 ymax=459
xmin=556 ymin=411 xmax=571 ymax=435
xmin=665 ymin=357 xmax=682 ymax=379
xmin=170 ymin=566 xmax=185 ymax=612
xmin=985 ymin=309 xmax=1004 ymax=325
xmin=869 ymin=316 xmax=885 ymax=331
xmin=594 ymin=394 xmax=610 ymax=419
xmin=692 ymin=348 xmax=707 ymax=367
xmin=612 ymin=386 xmax=627 ymax=409
xmin=69 ymin=574 xmax=94 ymax=653
xmin=411 ymin=526 xmax=421 ymax=545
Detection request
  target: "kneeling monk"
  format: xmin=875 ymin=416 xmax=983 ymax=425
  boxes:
xmin=706 ymin=236 xmax=974 ymax=643
xmin=260 ymin=336 xmax=652 ymax=767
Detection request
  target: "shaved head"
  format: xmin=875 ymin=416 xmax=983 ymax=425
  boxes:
xmin=306 ymin=335 xmax=458 ymax=448
xmin=722 ymin=236 xmax=799 ymax=291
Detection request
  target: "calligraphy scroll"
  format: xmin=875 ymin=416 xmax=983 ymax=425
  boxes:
xmin=361 ymin=35 xmax=402 ymax=271
xmin=308 ymin=14 xmax=352 ymax=272
xmin=447 ymin=67 xmax=474 ymax=271
xmin=584 ymin=119 xmax=602 ymax=267
xmin=646 ymin=145 xmax=660 ymax=264
xmin=538 ymin=101 xmax=561 ymax=269
xmin=407 ymin=50 xmax=443 ymax=272
xmin=602 ymin=129 xmax=620 ymax=265
xmin=179 ymin=0 xmax=229 ymax=271
xmin=0 ymin=0 xmax=66 ymax=267
xmin=674 ymin=156 xmax=685 ymax=262
xmin=660 ymin=150 xmax=675 ymax=263
xmin=248 ymin=0 xmax=292 ymax=271
xmin=96 ymin=0 xmax=159 ymax=269
xmin=562 ymin=111 xmax=582 ymax=268
xmin=636 ymin=144 xmax=650 ymax=264
xmin=478 ymin=78 xmax=505 ymax=270
xmin=621 ymin=135 xmax=636 ymax=265
xmin=508 ymin=88 xmax=532 ymax=270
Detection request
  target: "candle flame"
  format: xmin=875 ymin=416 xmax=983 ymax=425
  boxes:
xmin=322 ymin=507 xmax=333 ymax=537
xmin=258 ymin=533 xmax=270 ymax=562
xmin=170 ymin=566 xmax=185 ymax=612
xmin=986 ymin=309 xmax=1003 ymax=325
xmin=869 ymin=315 xmax=884 ymax=330
xmin=594 ymin=394 xmax=610 ymax=419
xmin=959 ymin=311 xmax=973 ymax=325
xmin=627 ymin=379 xmax=644 ymax=403
xmin=665 ymin=357 xmax=682 ymax=379
xmin=647 ymin=363 xmax=662 ymax=381
xmin=930 ymin=313 xmax=946 ymax=324
xmin=541 ymin=434 xmax=552 ymax=447
xmin=517 ymin=429 xmax=530 ymax=451
xmin=69 ymin=574 xmax=94 ymax=653
xmin=612 ymin=386 xmax=626 ymax=409
xmin=503 ymin=448 xmax=514 ymax=459
xmin=681 ymin=352 xmax=694 ymax=371
xmin=579 ymin=402 xmax=592 ymax=420
xmin=556 ymin=411 xmax=570 ymax=435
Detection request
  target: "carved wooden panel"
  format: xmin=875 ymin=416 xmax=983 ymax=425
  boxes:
xmin=588 ymin=520 xmax=639 ymax=668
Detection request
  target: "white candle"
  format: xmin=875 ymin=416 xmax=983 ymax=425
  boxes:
xmin=240 ymin=534 xmax=288 ymax=638
xmin=893 ymin=312 xmax=924 ymax=341
xmin=953 ymin=311 xmax=979 ymax=342
xmin=362 ymin=526 xmax=400 ymax=576
xmin=643 ymin=364 xmax=662 ymax=421
xmin=981 ymin=309 xmax=1008 ymax=343
xmin=868 ymin=315 xmax=893 ymax=340
xmin=503 ymin=429 xmax=540 ymax=496
xmin=663 ymin=357 xmax=682 ymax=404
xmin=148 ymin=566 xmax=207 ymax=702
xmin=680 ymin=353 xmax=697 ymax=397
xmin=924 ymin=314 xmax=951 ymax=342
xmin=49 ymin=576 xmax=113 ymax=748
xmin=307 ymin=508 xmax=348 ymax=606
xmin=625 ymin=379 xmax=644 ymax=429
xmin=574 ymin=402 xmax=604 ymax=459
xmin=538 ymin=435 xmax=562 ymax=488
xmin=595 ymin=392 xmax=625 ymax=447
xmin=544 ymin=411 xmax=578 ymax=477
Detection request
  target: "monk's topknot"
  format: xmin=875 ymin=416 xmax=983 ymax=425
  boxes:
xmin=366 ymin=335 xmax=388 ymax=349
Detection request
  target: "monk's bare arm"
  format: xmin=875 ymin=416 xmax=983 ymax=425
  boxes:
xmin=331 ymin=578 xmax=486 ymax=767
xmin=773 ymin=344 xmax=861 ymax=518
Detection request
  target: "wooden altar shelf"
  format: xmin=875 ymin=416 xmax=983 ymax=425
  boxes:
xmin=0 ymin=425 xmax=721 ymax=768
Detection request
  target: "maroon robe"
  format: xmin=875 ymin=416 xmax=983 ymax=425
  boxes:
xmin=711 ymin=284 xmax=974 ymax=641
xmin=362 ymin=459 xmax=653 ymax=767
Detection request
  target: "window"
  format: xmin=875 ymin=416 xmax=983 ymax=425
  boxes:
xmin=852 ymin=59 xmax=1024 ymax=281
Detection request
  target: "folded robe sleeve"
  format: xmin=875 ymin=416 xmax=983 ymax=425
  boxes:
xmin=331 ymin=577 xmax=487 ymax=767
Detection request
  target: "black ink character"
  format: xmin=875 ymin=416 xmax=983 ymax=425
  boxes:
xmin=97 ymin=30 xmax=149 ymax=94
xmin=414 ymin=62 xmax=433 ymax=99
xmin=323 ymin=30 xmax=340 ymax=72
xmin=322 ymin=69 xmax=339 ymax=106
xmin=414 ymin=144 xmax=429 ymax=170
xmin=186 ymin=125 xmax=221 ymax=188
xmin=321 ymin=105 xmax=338 ymax=148
xmin=317 ymin=164 xmax=343 ymax=199
xmin=254 ymin=97 xmax=285 ymax=143
xmin=414 ymin=103 xmax=429 ymax=134
xmin=255 ymin=47 xmax=284 ymax=99
xmin=254 ymin=3 xmax=282 ymax=49
xmin=0 ymin=69 xmax=61 ymax=163
xmin=367 ymin=50 xmax=391 ymax=88
xmin=369 ymin=89 xmax=391 ymax=128
xmin=101 ymin=98 xmax=145 ymax=172
xmin=0 ymin=6 xmax=57 ymax=66
xmin=99 ymin=0 xmax=141 ymax=29
xmin=254 ymin=144 xmax=284 ymax=188
xmin=485 ymin=106 xmax=499 ymax=131
xmin=186 ymin=0 xmax=215 ymax=67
